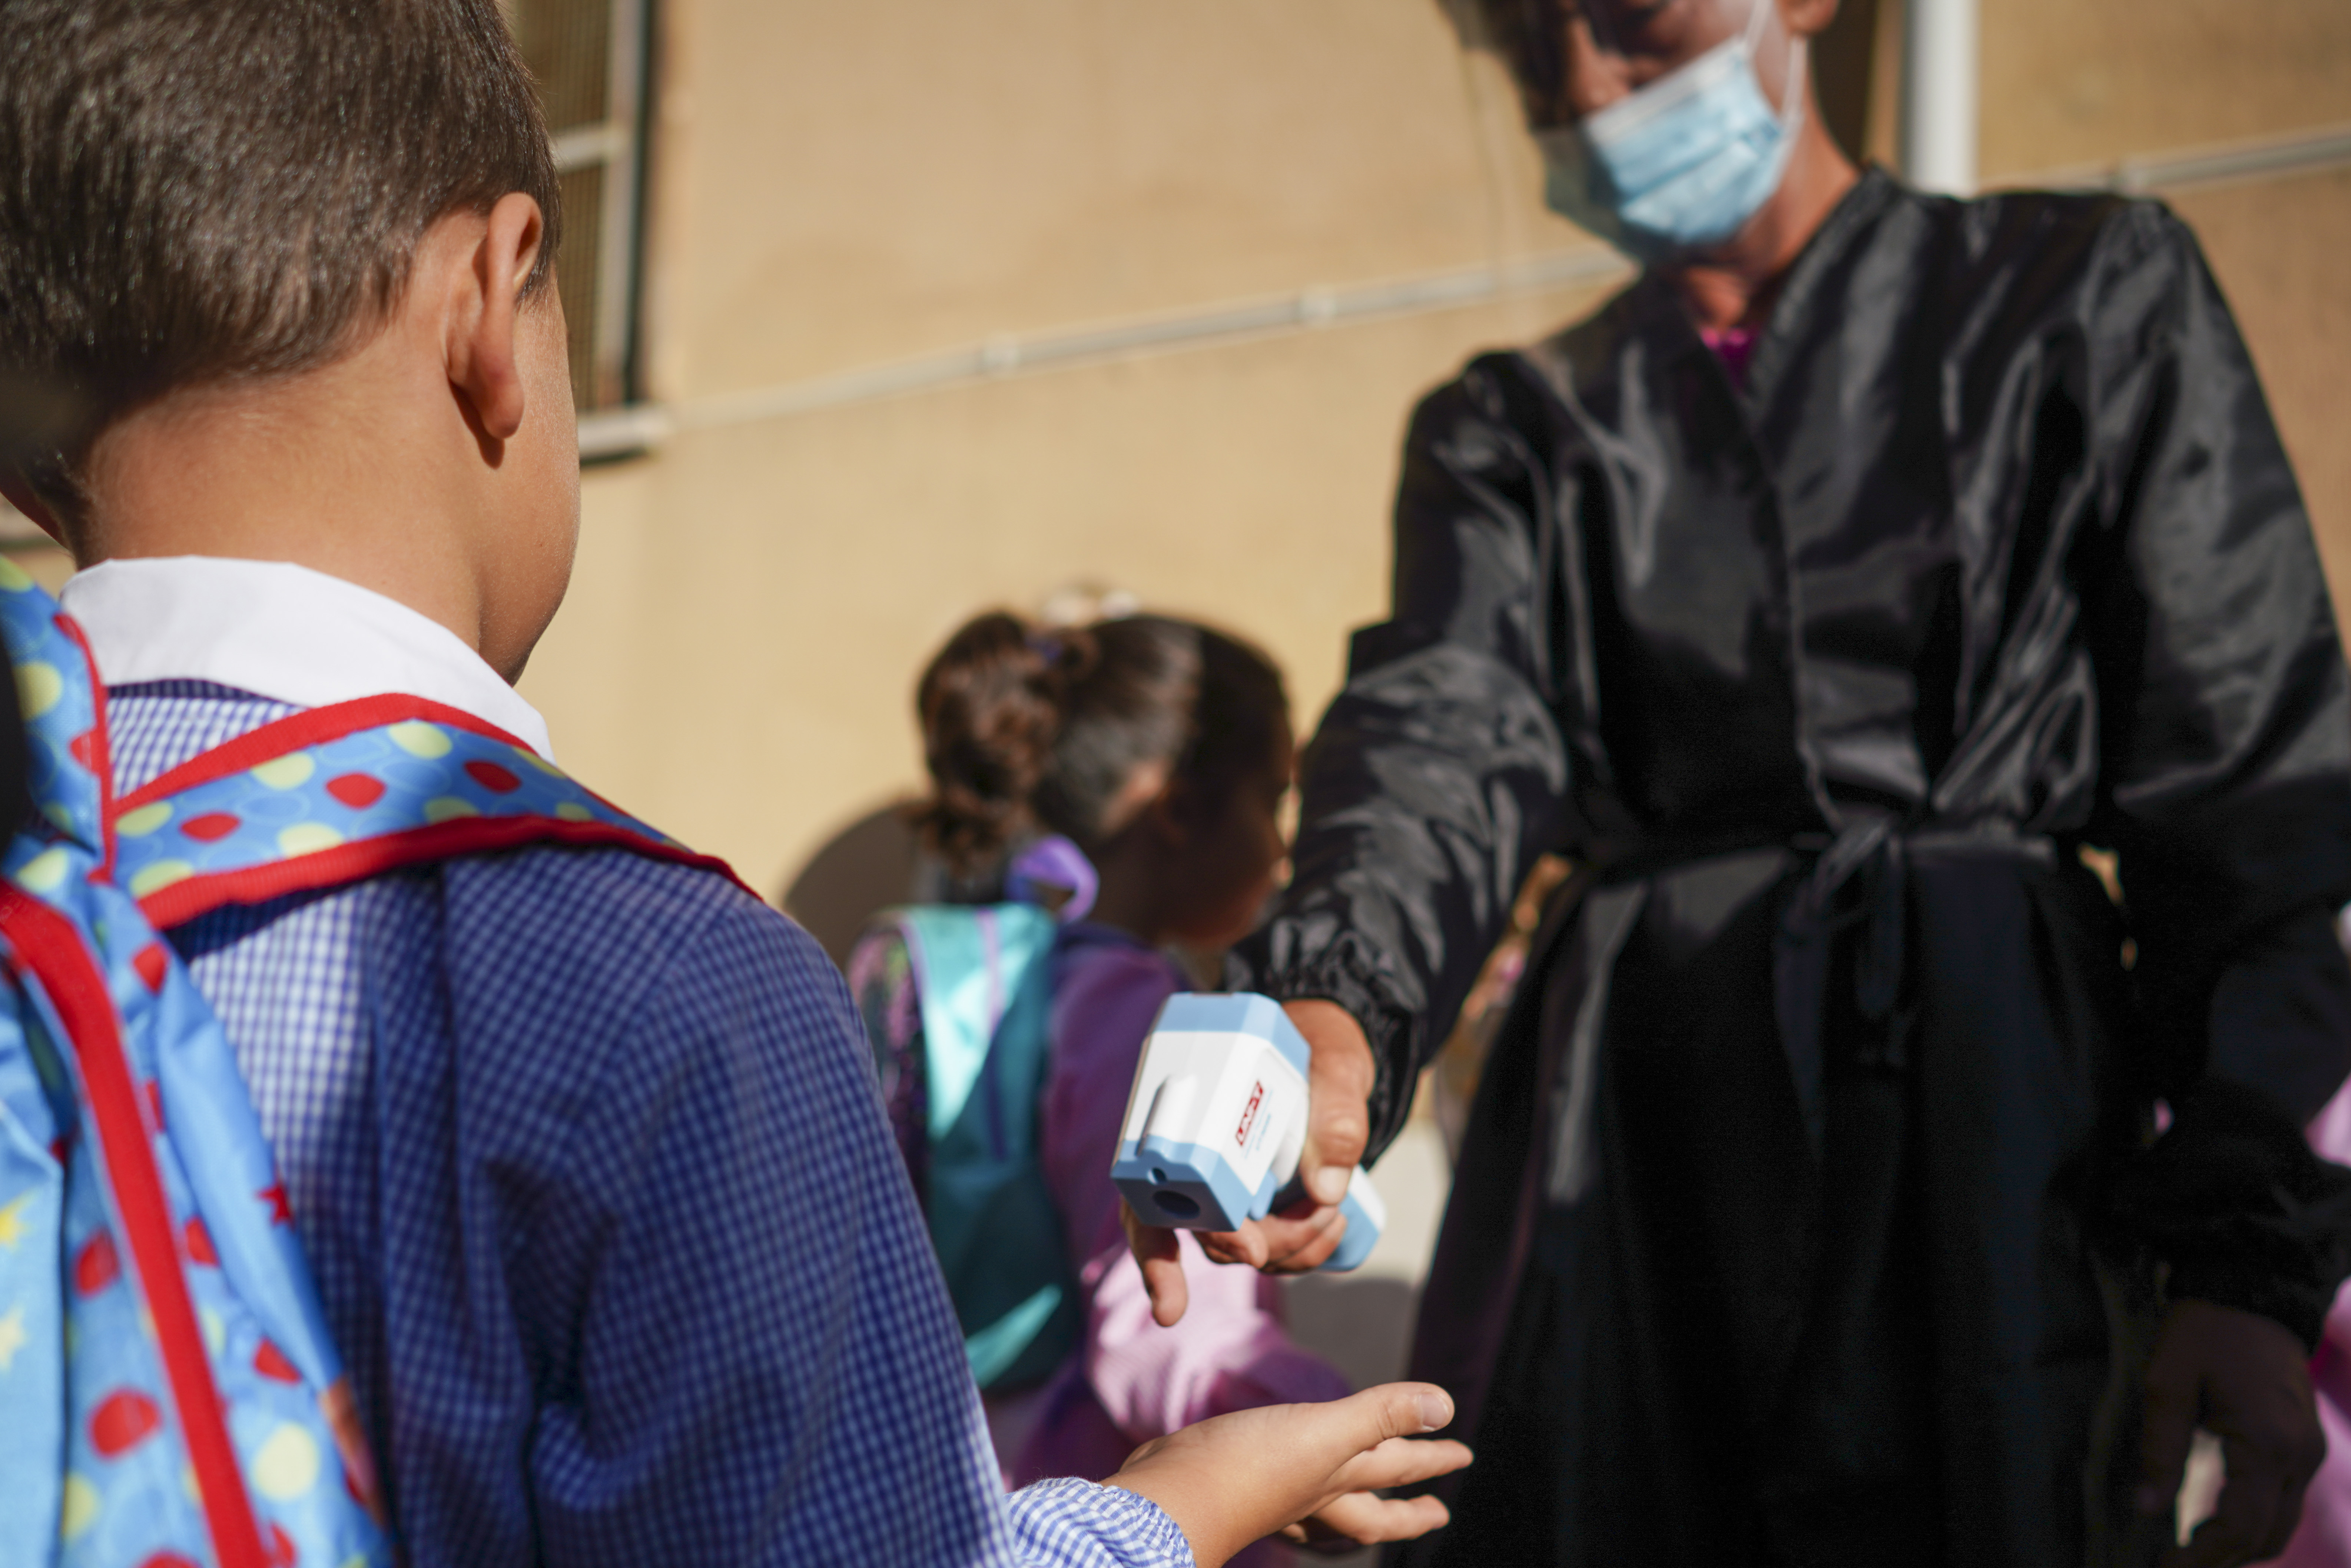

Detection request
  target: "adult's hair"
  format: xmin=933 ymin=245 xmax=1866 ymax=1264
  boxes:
xmin=913 ymin=611 xmax=1289 ymax=874
xmin=0 ymin=0 xmax=562 ymax=519
xmin=1436 ymin=0 xmax=1572 ymax=124
xmin=1439 ymin=0 xmax=1812 ymax=127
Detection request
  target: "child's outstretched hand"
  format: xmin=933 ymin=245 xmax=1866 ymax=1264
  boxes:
xmin=1107 ymin=1383 xmax=1472 ymax=1568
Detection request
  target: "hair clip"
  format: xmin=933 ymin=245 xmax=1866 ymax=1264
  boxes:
xmin=1007 ymin=834 xmax=1099 ymax=922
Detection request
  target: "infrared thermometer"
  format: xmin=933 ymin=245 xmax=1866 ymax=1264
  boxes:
xmin=1110 ymin=992 xmax=1385 ymax=1272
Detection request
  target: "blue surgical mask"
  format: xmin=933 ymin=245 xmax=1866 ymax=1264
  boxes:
xmin=1535 ymin=0 xmax=1807 ymax=262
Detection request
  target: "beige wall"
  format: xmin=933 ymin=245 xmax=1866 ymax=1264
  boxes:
xmin=1977 ymin=0 xmax=2351 ymax=175
xmin=498 ymin=0 xmax=2350 ymax=898
xmin=2169 ymin=168 xmax=2351 ymax=637
xmin=0 ymin=2 xmax=2333 ymax=905
xmin=525 ymin=0 xmax=1609 ymax=894
xmin=1972 ymin=0 xmax=2351 ymax=634
xmin=639 ymin=2 xmax=1570 ymax=398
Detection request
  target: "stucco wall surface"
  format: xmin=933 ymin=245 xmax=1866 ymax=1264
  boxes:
xmin=488 ymin=0 xmax=2351 ymax=897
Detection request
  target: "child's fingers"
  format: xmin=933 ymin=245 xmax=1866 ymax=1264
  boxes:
xmin=1313 ymin=1383 xmax=1456 ymax=1452
xmin=1299 ymin=1490 xmax=1454 ymax=1547
xmin=1120 ymin=1201 xmax=1190 ymax=1327
xmin=1325 ymin=1435 xmax=1474 ymax=1498
xmin=1109 ymin=1385 xmax=1462 ymax=1563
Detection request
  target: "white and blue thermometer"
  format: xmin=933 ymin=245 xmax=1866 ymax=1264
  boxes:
xmin=1111 ymin=993 xmax=1385 ymax=1272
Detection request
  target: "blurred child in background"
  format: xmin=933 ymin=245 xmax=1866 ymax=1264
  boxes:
xmin=880 ymin=609 xmax=1352 ymax=1564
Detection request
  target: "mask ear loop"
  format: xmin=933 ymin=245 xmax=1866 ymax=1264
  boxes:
xmin=1743 ymin=0 xmax=1809 ymax=133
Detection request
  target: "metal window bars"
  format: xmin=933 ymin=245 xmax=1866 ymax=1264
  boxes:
xmin=515 ymin=0 xmax=650 ymax=415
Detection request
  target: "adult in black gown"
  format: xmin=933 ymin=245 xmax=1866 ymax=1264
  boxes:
xmin=1121 ymin=2 xmax=2351 ymax=1564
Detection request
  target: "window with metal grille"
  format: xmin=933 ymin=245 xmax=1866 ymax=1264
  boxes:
xmin=507 ymin=0 xmax=651 ymax=416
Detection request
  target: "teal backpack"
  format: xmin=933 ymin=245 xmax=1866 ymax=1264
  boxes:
xmin=846 ymin=837 xmax=1097 ymax=1391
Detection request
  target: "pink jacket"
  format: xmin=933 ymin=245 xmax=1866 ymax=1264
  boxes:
xmin=987 ymin=928 xmax=1350 ymax=1565
xmin=2275 ymin=1083 xmax=2351 ymax=1566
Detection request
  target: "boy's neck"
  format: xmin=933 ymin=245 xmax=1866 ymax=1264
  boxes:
xmin=52 ymin=206 xmax=582 ymax=690
xmin=75 ymin=336 xmax=501 ymax=672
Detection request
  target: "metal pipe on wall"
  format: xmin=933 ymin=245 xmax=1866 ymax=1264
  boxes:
xmin=1901 ymin=0 xmax=1978 ymax=195
xmin=574 ymin=118 xmax=2351 ymax=462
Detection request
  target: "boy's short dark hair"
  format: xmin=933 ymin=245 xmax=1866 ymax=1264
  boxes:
xmin=0 ymin=0 xmax=561 ymax=517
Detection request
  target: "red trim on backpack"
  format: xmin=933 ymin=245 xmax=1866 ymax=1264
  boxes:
xmin=135 ymin=814 xmax=756 ymax=929
xmin=53 ymin=615 xmax=117 ymax=876
xmin=115 ymin=694 xmax=540 ymax=814
xmin=0 ymin=884 xmax=268 ymax=1568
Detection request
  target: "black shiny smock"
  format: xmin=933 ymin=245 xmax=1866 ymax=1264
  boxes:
xmin=1233 ymin=172 xmax=2351 ymax=1566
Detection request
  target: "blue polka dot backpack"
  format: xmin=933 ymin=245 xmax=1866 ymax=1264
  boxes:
xmin=0 ymin=566 xmax=747 ymax=1568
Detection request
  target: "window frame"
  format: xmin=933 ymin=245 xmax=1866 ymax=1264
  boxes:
xmin=531 ymin=0 xmax=653 ymax=427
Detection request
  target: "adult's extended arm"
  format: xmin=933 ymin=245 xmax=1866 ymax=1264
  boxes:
xmin=1231 ymin=359 xmax=1573 ymax=1163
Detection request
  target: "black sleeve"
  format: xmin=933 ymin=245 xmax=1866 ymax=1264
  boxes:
xmin=2079 ymin=202 xmax=2351 ymax=1345
xmin=1229 ymin=357 xmax=1572 ymax=1161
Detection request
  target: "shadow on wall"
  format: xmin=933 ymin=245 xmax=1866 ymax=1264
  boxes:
xmin=779 ymin=798 xmax=922 ymax=965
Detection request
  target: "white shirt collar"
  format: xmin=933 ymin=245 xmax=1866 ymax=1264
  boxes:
xmin=59 ymin=556 xmax=556 ymax=762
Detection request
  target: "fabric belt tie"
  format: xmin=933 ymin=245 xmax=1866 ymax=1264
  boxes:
xmin=1772 ymin=818 xmax=2055 ymax=1157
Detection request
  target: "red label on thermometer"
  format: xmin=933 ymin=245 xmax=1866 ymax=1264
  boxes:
xmin=1235 ymin=1081 xmax=1264 ymax=1147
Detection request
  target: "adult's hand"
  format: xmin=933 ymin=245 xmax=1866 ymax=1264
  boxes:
xmin=2136 ymin=1298 xmax=2324 ymax=1567
xmin=1109 ymin=1382 xmax=1472 ymax=1568
xmin=1125 ymin=999 xmax=1377 ymax=1326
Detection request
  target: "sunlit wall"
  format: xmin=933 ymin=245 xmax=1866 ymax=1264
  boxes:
xmin=498 ymin=0 xmax=2347 ymax=895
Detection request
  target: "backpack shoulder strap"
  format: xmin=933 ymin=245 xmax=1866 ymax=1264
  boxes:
xmin=868 ymin=901 xmax=1074 ymax=1389
xmin=110 ymin=694 xmax=755 ymax=928
xmin=881 ymin=902 xmax=1059 ymax=1142
xmin=0 ymin=880 xmax=276 ymax=1568
xmin=0 ymin=572 xmax=386 ymax=1567
xmin=1 ymin=570 xmax=113 ymax=859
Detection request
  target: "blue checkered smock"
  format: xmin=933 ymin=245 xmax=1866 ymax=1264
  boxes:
xmin=108 ymin=681 xmax=1191 ymax=1568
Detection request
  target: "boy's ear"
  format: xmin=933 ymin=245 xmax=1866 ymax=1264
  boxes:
xmin=443 ymin=192 xmax=547 ymax=445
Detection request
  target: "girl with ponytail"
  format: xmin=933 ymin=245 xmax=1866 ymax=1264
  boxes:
xmin=876 ymin=606 xmax=1350 ymax=1565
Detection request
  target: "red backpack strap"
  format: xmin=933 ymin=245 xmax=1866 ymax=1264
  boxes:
xmin=110 ymin=695 xmax=756 ymax=928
